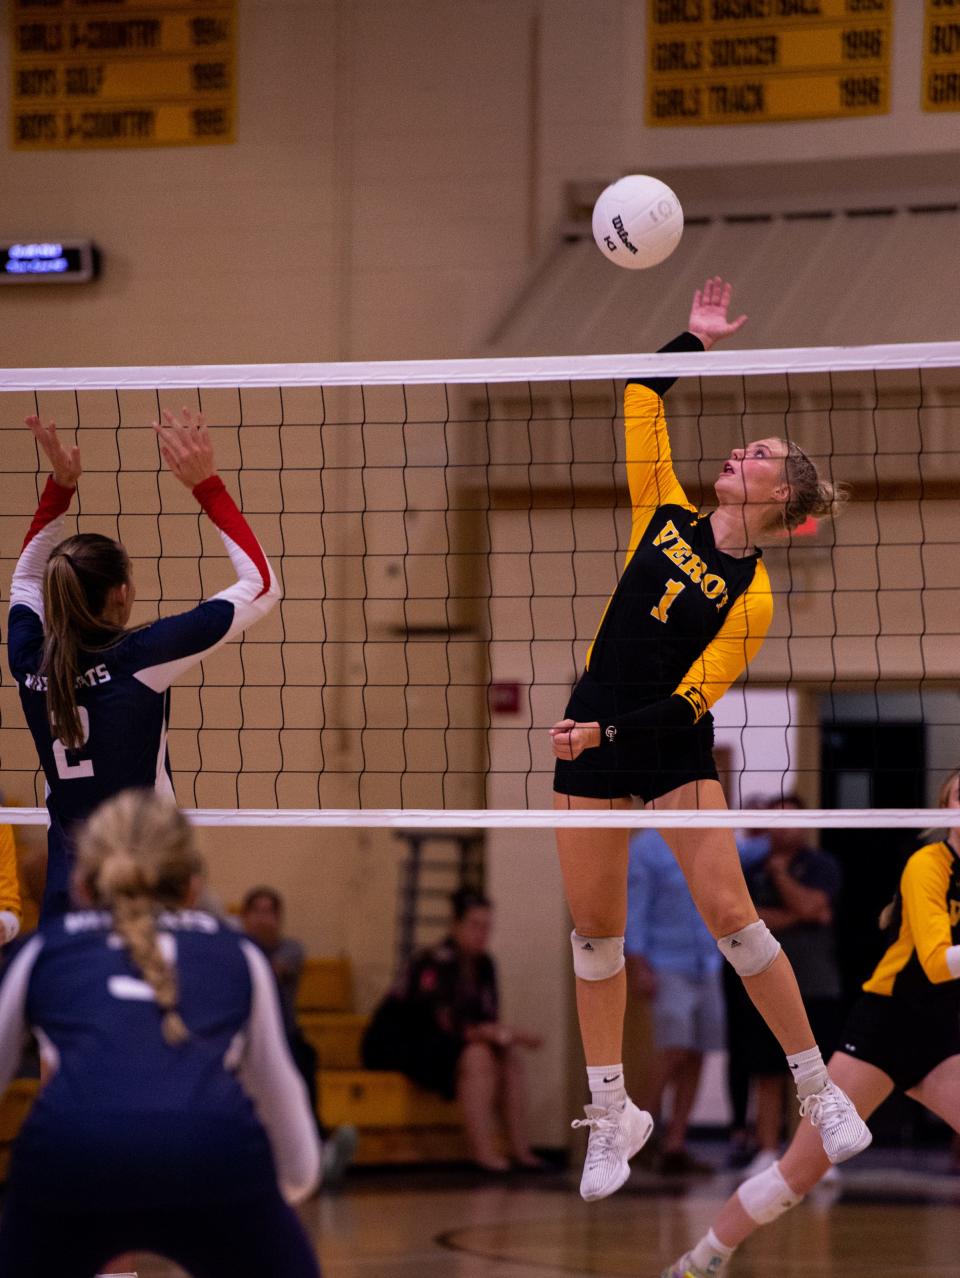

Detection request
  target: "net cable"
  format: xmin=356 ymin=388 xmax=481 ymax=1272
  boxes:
xmin=1 ymin=341 xmax=957 ymax=829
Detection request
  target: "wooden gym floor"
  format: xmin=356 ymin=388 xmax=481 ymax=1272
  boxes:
xmin=127 ymin=1154 xmax=960 ymax=1278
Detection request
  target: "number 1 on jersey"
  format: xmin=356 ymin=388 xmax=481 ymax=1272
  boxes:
xmin=651 ymin=579 xmax=685 ymax=623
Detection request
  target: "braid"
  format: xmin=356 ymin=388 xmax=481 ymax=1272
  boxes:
xmin=77 ymin=790 xmax=201 ymax=1047
xmin=110 ymin=882 xmax=189 ymax=1047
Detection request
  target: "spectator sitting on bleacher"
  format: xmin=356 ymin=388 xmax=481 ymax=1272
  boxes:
xmin=241 ymin=885 xmax=357 ymax=1185
xmin=728 ymin=795 xmax=844 ymax=1178
xmin=241 ymin=887 xmax=307 ymax=1042
xmin=362 ymin=887 xmax=545 ymax=1173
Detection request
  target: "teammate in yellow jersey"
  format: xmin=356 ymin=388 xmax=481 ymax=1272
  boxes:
xmin=0 ymin=820 xmax=23 ymax=946
xmin=664 ymin=765 xmax=960 ymax=1278
xmin=552 ymin=279 xmax=869 ymax=1201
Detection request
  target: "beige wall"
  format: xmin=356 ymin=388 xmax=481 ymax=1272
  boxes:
xmin=194 ymin=824 xmax=405 ymax=1014
xmin=0 ymin=0 xmax=539 ymax=366
xmin=2 ymin=2 xmax=342 ymax=365
xmin=2 ymin=2 xmax=957 ymax=369
xmin=2 ymin=1 xmax=958 ymax=1146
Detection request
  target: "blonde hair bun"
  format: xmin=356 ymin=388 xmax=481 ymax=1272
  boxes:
xmin=783 ymin=443 xmax=849 ymax=532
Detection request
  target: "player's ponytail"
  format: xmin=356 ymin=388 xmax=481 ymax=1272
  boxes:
xmin=76 ymin=790 xmax=203 ymax=1047
xmin=936 ymin=765 xmax=960 ymax=810
xmin=880 ymin=764 xmax=960 ymax=928
xmin=782 ymin=443 xmax=848 ymax=532
xmin=40 ymin=534 xmax=129 ymax=749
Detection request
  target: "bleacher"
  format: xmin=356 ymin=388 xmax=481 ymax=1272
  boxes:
xmin=298 ymin=957 xmax=467 ymax=1164
xmin=0 ymin=1079 xmax=39 ymax=1181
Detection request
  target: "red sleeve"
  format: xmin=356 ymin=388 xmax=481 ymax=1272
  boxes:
xmin=192 ymin=475 xmax=271 ymax=600
xmin=22 ymin=476 xmax=75 ymax=551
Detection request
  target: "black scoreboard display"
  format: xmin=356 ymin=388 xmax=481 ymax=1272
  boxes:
xmin=0 ymin=240 xmax=99 ymax=284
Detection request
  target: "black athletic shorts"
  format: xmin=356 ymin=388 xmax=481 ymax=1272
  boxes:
xmin=838 ymin=992 xmax=960 ymax=1093
xmin=553 ymin=673 xmax=718 ymax=802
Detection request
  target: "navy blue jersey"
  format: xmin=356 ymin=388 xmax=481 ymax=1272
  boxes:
xmin=9 ymin=609 xmax=227 ymax=823
xmin=8 ymin=475 xmax=280 ymax=837
xmin=0 ymin=911 xmax=320 ymax=1207
xmin=8 ymin=475 xmax=280 ymax=917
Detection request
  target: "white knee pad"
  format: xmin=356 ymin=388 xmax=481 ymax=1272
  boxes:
xmin=737 ymin=1160 xmax=803 ymax=1224
xmin=717 ymin=919 xmax=781 ymax=977
xmin=570 ymin=931 xmax=624 ymax=981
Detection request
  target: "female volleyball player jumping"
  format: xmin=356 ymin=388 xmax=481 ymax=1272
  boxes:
xmin=8 ymin=408 xmax=279 ymax=916
xmin=551 ymin=278 xmax=869 ymax=1200
xmin=0 ymin=789 xmax=320 ymax=1278
xmin=664 ymin=765 xmax=960 ymax=1278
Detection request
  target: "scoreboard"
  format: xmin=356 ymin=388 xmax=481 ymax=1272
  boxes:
xmin=923 ymin=0 xmax=960 ymax=112
xmin=647 ymin=0 xmax=891 ymax=127
xmin=10 ymin=0 xmax=236 ymax=150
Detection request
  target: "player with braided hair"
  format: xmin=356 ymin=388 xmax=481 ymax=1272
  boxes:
xmin=0 ymin=788 xmax=321 ymax=1278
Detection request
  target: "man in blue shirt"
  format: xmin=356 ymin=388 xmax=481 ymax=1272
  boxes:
xmin=728 ymin=797 xmax=843 ymax=1177
xmin=626 ymin=829 xmax=724 ymax=1174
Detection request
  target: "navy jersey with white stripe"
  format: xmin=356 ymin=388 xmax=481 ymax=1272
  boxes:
xmin=0 ymin=911 xmax=320 ymax=1208
xmin=7 ymin=475 xmax=279 ymax=907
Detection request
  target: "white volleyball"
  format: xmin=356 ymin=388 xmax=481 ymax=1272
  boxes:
xmin=591 ymin=175 xmax=684 ymax=270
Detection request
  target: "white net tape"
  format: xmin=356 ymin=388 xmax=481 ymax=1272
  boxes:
xmin=3 ymin=340 xmax=960 ymax=389
xmin=0 ymin=807 xmax=949 ymax=830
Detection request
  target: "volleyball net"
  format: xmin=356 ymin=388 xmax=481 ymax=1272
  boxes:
xmin=2 ymin=341 xmax=959 ymax=831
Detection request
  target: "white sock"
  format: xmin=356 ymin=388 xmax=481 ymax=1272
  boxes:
xmin=689 ymin=1229 xmax=735 ymax=1275
xmin=586 ymin=1064 xmax=626 ymax=1109
xmin=787 ymin=1045 xmax=828 ymax=1098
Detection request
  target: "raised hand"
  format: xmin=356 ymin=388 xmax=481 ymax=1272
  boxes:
xmin=687 ymin=276 xmax=748 ymax=350
xmin=26 ymin=415 xmax=82 ymax=488
xmin=153 ymin=406 xmax=217 ymax=489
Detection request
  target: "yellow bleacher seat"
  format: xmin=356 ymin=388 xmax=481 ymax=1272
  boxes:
xmin=299 ymin=1011 xmax=367 ymax=1069
xmin=0 ymin=1079 xmax=40 ymax=1181
xmin=296 ymin=957 xmax=353 ymax=1014
xmin=301 ymin=956 xmax=470 ymax=1162
xmin=318 ymin=1068 xmax=467 ymax=1163
xmin=319 ymin=1069 xmax=462 ymax=1130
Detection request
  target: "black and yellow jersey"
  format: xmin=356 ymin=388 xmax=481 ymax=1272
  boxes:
xmin=585 ymin=367 xmax=773 ymax=728
xmin=863 ymin=840 xmax=960 ymax=1010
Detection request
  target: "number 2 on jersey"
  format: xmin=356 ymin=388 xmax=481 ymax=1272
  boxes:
xmin=651 ymin=579 xmax=685 ymax=623
xmin=52 ymin=706 xmax=95 ymax=780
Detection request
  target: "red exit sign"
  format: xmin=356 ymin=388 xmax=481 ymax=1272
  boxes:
xmin=489 ymin=682 xmax=522 ymax=715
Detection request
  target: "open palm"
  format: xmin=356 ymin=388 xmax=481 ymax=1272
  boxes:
xmin=153 ymin=406 xmax=217 ymax=489
xmin=26 ymin=415 xmax=81 ymax=488
xmin=687 ymin=277 xmax=748 ymax=350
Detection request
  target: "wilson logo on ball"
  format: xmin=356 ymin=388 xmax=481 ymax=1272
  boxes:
xmin=611 ymin=215 xmax=638 ymax=255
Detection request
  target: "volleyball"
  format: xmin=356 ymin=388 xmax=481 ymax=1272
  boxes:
xmin=591 ymin=174 xmax=684 ymax=270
